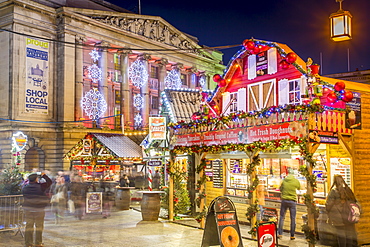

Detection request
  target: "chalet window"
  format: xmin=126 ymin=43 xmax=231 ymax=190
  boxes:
xmin=229 ymin=92 xmax=238 ymax=113
xmin=247 ymin=79 xmax=276 ymax=111
xmin=278 ymin=77 xmax=306 ymax=105
xmin=288 ymin=79 xmax=301 ymax=105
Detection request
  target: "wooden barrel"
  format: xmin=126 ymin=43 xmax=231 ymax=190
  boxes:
xmin=115 ymin=187 xmax=131 ymax=210
xmin=140 ymin=192 xmax=161 ymax=221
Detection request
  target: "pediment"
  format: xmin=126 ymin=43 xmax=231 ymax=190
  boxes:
xmin=67 ymin=9 xmax=212 ymax=58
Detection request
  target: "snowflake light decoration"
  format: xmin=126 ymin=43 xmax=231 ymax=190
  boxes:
xmin=81 ymin=88 xmax=107 ymax=120
xmin=164 ymin=69 xmax=182 ymax=89
xmin=133 ymin=94 xmax=144 ymax=110
xmin=128 ymin=59 xmax=148 ymax=88
xmin=89 ymin=49 xmax=101 ymax=62
xmin=134 ymin=113 xmax=143 ymax=126
xmin=88 ymin=64 xmax=102 ymax=83
xmin=199 ymin=75 xmax=206 ymax=87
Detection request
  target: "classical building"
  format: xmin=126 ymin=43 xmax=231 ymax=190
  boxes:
xmin=0 ymin=0 xmax=224 ymax=173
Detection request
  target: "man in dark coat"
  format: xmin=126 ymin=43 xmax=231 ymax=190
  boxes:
xmin=22 ymin=172 xmax=52 ymax=247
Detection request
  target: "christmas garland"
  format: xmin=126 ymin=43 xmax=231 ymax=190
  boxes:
xmin=195 ymin=158 xmax=208 ymax=223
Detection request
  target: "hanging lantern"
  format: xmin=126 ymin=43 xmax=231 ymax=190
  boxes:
xmin=330 ymin=0 xmax=352 ymax=42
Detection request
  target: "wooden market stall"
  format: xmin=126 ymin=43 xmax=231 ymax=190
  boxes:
xmin=64 ymin=133 xmax=143 ymax=182
xmin=167 ymin=39 xmax=370 ymax=246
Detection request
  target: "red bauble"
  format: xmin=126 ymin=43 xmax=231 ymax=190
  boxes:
xmin=327 ymin=91 xmax=338 ymax=103
xmin=209 ymin=100 xmax=216 ymax=107
xmin=342 ymin=90 xmax=354 ymax=102
xmin=323 ymin=87 xmax=331 ymax=95
xmin=213 ymin=74 xmax=222 ymax=82
xmin=286 ymin=52 xmax=297 ymax=64
xmin=191 ymin=112 xmax=201 ymax=121
xmin=242 ymin=39 xmax=255 ymax=50
xmin=334 ymin=81 xmax=346 ymax=91
xmin=251 ymin=46 xmax=260 ymax=54
xmin=218 ymin=79 xmax=227 ymax=87
xmin=279 ymin=60 xmax=290 ymax=70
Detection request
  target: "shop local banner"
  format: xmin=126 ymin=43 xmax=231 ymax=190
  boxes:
xmin=25 ymin=38 xmax=49 ymax=114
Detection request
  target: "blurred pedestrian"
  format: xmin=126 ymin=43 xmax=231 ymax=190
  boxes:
xmin=119 ymin=174 xmax=130 ymax=187
xmin=326 ymin=175 xmax=358 ymax=247
xmin=277 ymin=173 xmax=300 ymax=240
xmin=51 ymin=175 xmax=68 ymax=223
xmin=99 ymin=181 xmax=115 ymax=218
xmin=22 ymin=172 xmax=52 ymax=247
xmin=70 ymin=176 xmax=87 ymax=220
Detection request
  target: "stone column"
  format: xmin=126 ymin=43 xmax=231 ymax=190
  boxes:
xmin=140 ymin=54 xmax=151 ymax=129
xmin=119 ymin=49 xmax=131 ymax=132
xmin=98 ymin=41 xmax=110 ymax=126
xmin=75 ymin=35 xmax=86 ymax=121
xmin=156 ymin=58 xmax=168 ymax=91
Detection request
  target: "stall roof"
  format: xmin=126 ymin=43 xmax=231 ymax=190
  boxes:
xmin=64 ymin=133 xmax=143 ymax=160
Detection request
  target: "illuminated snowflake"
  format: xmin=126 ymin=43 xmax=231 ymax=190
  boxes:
xmin=89 ymin=49 xmax=100 ymax=62
xmin=134 ymin=113 xmax=143 ymax=126
xmin=81 ymin=88 xmax=107 ymax=120
xmin=133 ymin=94 xmax=144 ymax=110
xmin=88 ymin=64 xmax=102 ymax=83
xmin=199 ymin=75 xmax=206 ymax=87
xmin=128 ymin=59 xmax=148 ymax=88
xmin=164 ymin=69 xmax=182 ymax=89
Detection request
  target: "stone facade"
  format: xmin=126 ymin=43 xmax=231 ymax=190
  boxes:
xmin=0 ymin=0 xmax=224 ymax=173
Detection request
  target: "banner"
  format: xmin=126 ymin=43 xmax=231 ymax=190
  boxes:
xmin=25 ymin=38 xmax=49 ymax=114
xmin=149 ymin=117 xmax=166 ymax=140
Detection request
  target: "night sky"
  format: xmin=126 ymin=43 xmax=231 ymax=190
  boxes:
xmin=109 ymin=0 xmax=370 ymax=75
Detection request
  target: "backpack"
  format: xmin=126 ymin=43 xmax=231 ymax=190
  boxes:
xmin=342 ymin=201 xmax=361 ymax=224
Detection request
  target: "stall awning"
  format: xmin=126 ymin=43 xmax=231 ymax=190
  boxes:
xmin=64 ymin=133 xmax=143 ymax=161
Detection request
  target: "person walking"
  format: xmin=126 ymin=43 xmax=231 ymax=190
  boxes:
xmin=51 ymin=175 xmax=68 ymax=223
xmin=22 ymin=172 xmax=52 ymax=247
xmin=277 ymin=173 xmax=300 ymax=240
xmin=326 ymin=174 xmax=358 ymax=247
xmin=70 ymin=175 xmax=87 ymax=220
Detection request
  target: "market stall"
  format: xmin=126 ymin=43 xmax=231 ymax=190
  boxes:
xmin=166 ymin=39 xmax=370 ymax=246
xmin=64 ymin=133 xmax=143 ymax=182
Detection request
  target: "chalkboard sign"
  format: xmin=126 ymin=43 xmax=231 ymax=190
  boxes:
xmin=201 ymin=196 xmax=243 ymax=247
xmin=86 ymin=192 xmax=102 ymax=213
xmin=212 ymin=160 xmax=223 ymax=188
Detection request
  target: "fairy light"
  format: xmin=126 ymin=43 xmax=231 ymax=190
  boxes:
xmin=134 ymin=113 xmax=143 ymax=126
xmin=164 ymin=69 xmax=182 ymax=89
xmin=81 ymin=88 xmax=107 ymax=120
xmin=89 ymin=48 xmax=100 ymax=62
xmin=133 ymin=94 xmax=144 ymax=110
xmin=128 ymin=59 xmax=148 ymax=88
xmin=87 ymin=64 xmax=102 ymax=83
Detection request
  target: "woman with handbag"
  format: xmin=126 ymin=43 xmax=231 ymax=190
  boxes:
xmin=326 ymin=175 xmax=358 ymax=247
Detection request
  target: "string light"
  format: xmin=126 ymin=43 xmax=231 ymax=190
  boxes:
xmin=128 ymin=59 xmax=148 ymax=88
xmin=81 ymin=88 xmax=107 ymax=120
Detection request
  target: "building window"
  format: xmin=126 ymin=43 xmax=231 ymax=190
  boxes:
xmin=230 ymin=92 xmax=238 ymax=113
xmin=289 ymin=79 xmax=300 ymax=105
xmin=181 ymin=74 xmax=188 ymax=87
xmin=150 ymin=66 xmax=159 ymax=79
xmin=152 ymin=96 xmax=159 ymax=109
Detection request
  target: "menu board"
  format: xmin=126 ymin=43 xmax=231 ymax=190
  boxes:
xmin=330 ymin=158 xmax=351 ymax=187
xmin=213 ymin=160 xmax=223 ymax=188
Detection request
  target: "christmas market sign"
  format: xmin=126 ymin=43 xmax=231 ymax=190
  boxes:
xmin=174 ymin=122 xmax=305 ymax=146
xmin=12 ymin=131 xmax=28 ymax=151
xmin=202 ymin=196 xmax=243 ymax=247
xmin=149 ymin=117 xmax=166 ymax=140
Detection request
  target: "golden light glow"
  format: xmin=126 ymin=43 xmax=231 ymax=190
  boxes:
xmin=330 ymin=1 xmax=352 ymax=42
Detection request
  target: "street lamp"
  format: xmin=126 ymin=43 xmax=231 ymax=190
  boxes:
xmin=330 ymin=0 xmax=352 ymax=42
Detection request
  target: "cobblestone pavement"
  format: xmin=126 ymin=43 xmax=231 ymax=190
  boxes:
xmin=1 ymin=206 xmax=331 ymax=247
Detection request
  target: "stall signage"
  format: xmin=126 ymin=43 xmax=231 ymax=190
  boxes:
xmin=174 ymin=133 xmax=202 ymax=146
xmin=12 ymin=131 xmax=28 ymax=151
xmin=257 ymin=222 xmax=277 ymax=247
xmin=247 ymin=122 xmax=306 ymax=143
xmin=149 ymin=117 xmax=166 ymax=140
xmin=212 ymin=160 xmax=223 ymax=188
xmin=201 ymin=197 xmax=243 ymax=247
xmin=345 ymin=92 xmax=361 ymax=129
xmin=308 ymin=130 xmax=338 ymax=144
xmin=148 ymin=160 xmax=162 ymax=166
xmin=86 ymin=192 xmax=102 ymax=213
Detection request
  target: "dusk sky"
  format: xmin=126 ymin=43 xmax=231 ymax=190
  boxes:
xmin=110 ymin=0 xmax=370 ymax=75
